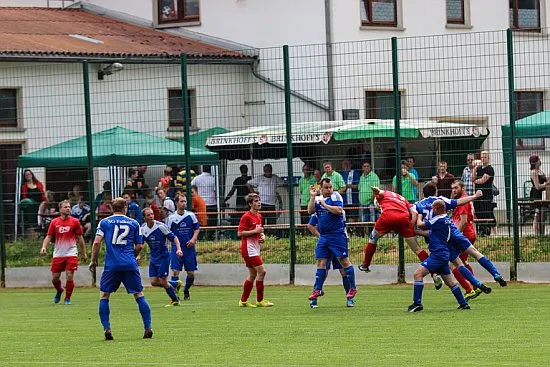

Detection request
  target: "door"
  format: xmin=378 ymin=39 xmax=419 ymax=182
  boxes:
xmin=0 ymin=144 xmax=22 ymax=238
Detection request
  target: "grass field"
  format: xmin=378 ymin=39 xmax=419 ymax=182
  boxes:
xmin=1 ymin=283 xmax=549 ymax=366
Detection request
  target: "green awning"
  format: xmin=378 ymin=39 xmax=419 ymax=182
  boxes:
xmin=18 ymin=126 xmax=218 ymax=168
xmin=174 ymin=127 xmax=231 ymax=149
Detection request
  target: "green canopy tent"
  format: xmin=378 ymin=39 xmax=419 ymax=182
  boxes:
xmin=501 ymin=110 xmax=550 ymax=222
xmin=16 ymin=126 xmax=218 ymax=237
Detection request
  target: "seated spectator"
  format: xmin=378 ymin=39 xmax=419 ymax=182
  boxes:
xmin=71 ymin=196 xmax=91 ymax=238
xmin=21 ymin=169 xmax=46 ymax=204
xmin=39 ymin=190 xmax=59 ymax=230
xmin=94 ymin=181 xmax=111 ymax=210
xmin=98 ymin=192 xmax=113 ymax=219
xmin=67 ymin=184 xmax=83 ymax=206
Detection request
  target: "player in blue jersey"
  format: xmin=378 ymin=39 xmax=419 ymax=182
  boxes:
xmin=409 ymin=200 xmax=470 ymax=312
xmin=166 ymin=194 xmax=200 ymax=301
xmin=307 ymin=178 xmax=357 ymax=306
xmin=307 ymin=212 xmax=354 ymax=308
xmin=415 ymin=182 xmax=506 ymax=287
xmin=89 ymin=197 xmax=152 ymax=340
xmin=140 ymin=207 xmax=183 ymax=307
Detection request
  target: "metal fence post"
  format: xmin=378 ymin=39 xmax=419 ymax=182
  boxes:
xmin=283 ymin=45 xmax=297 ymax=284
xmin=181 ymin=53 xmax=192 ymax=210
xmin=506 ymin=29 xmax=520 ymax=280
xmin=392 ymin=37 xmax=406 ymax=283
xmin=0 ymin=163 xmax=6 ymax=288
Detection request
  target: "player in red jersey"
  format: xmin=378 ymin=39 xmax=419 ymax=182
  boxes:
xmin=237 ymin=193 xmax=273 ymax=308
xmin=358 ymin=187 xmax=443 ymax=288
xmin=40 ymin=200 xmax=87 ymax=305
xmin=451 ymin=180 xmax=481 ymax=300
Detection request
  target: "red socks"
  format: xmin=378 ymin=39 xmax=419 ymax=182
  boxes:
xmin=255 ymin=280 xmax=264 ymax=302
xmin=363 ymin=243 xmax=377 ymax=267
xmin=53 ymin=280 xmax=63 ymax=292
xmin=452 ymin=268 xmax=472 ymax=293
xmin=417 ymin=250 xmax=429 ymax=262
xmin=241 ymin=279 xmax=254 ymax=302
xmin=65 ymin=280 xmax=75 ymax=300
xmin=465 ymin=263 xmax=474 ymax=275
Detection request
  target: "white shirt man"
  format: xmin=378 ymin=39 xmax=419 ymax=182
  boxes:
xmin=191 ymin=166 xmax=217 ymax=207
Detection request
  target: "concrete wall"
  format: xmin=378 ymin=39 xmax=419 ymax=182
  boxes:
xmin=7 ymin=261 xmax=541 ymax=288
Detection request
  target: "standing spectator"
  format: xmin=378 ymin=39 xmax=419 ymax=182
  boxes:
xmin=157 ymin=166 xmax=175 ymax=198
xmin=392 ymin=160 xmax=418 ymax=203
xmin=40 ymin=200 xmax=87 ymax=305
xmin=166 ymin=194 xmax=200 ymax=301
xmin=127 ymin=168 xmax=139 ymax=190
xmin=191 ymin=185 xmax=207 ymax=227
xmin=358 ymin=161 xmax=380 ymax=227
xmin=175 ymin=165 xmax=196 ymax=197
xmin=405 ymin=156 xmax=420 ymax=199
xmin=223 ymin=164 xmax=252 ymax=237
xmin=88 ymin=197 xmax=152 ymax=340
xmin=461 ymin=153 xmax=476 ymax=195
xmin=143 ymin=190 xmax=161 ymax=221
xmin=21 ymin=169 xmax=47 ymax=203
xmin=94 ymin=181 xmax=111 ymax=211
xmin=247 ymin=164 xmax=284 ymax=237
xmin=312 ymin=168 xmax=323 ymax=192
xmin=435 ymin=161 xmax=455 ymax=198
xmin=339 ymin=159 xmax=361 ymax=225
xmin=529 ymin=154 xmax=547 ymax=234
xmin=321 ymin=161 xmax=346 ymax=194
xmin=238 ymin=193 xmax=273 ymax=307
xmin=191 ymin=165 xmax=217 ymax=240
xmin=122 ymin=191 xmax=143 ymax=225
xmin=298 ymin=163 xmax=316 ymax=225
xmin=473 ymin=151 xmax=495 ymax=236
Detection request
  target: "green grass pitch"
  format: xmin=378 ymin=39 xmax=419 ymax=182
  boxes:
xmin=1 ymin=283 xmax=549 ymax=366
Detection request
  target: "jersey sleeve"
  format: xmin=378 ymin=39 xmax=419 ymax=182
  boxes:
xmin=95 ymin=219 xmax=105 ymax=238
xmin=331 ymin=192 xmax=344 ymax=207
xmin=73 ymin=218 xmax=83 ymax=236
xmin=158 ymin=222 xmax=176 ymax=241
xmin=238 ymin=213 xmax=250 ymax=232
xmin=308 ymin=214 xmax=318 ymax=226
xmin=189 ymin=212 xmax=200 ymax=230
xmin=440 ymin=196 xmax=458 ymax=210
xmin=47 ymin=218 xmax=57 ymax=237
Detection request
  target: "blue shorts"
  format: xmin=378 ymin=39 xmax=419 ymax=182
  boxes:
xmin=171 ymin=247 xmax=198 ymax=272
xmin=100 ymin=269 xmax=143 ymax=294
xmin=315 ymin=233 xmax=349 ymax=260
xmin=420 ymin=252 xmax=451 ymax=275
xmin=149 ymin=256 xmax=170 ymax=278
xmin=449 ymin=232 xmax=472 ymax=256
xmin=326 ymin=253 xmax=343 ymax=270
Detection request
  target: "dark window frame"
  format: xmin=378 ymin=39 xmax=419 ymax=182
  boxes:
xmin=157 ymin=0 xmax=200 ymax=25
xmin=515 ymin=91 xmax=545 ymax=150
xmin=365 ymin=90 xmax=402 ymax=119
xmin=446 ymin=0 xmax=465 ymax=24
xmin=361 ymin=0 xmax=398 ymax=27
xmin=0 ymin=88 xmax=18 ymax=128
xmin=509 ymin=0 xmax=541 ymax=31
xmin=168 ymin=88 xmax=196 ymax=130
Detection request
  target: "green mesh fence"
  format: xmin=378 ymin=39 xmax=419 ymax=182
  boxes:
xmin=2 ymin=29 xmax=550 ymax=281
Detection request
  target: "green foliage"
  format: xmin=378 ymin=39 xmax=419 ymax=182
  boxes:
xmin=0 ymin=284 xmax=549 ymax=366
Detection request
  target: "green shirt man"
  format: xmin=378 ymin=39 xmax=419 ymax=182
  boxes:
xmin=321 ymin=161 xmax=346 ymax=193
xmin=299 ymin=167 xmax=316 ymax=207
xmin=359 ymin=165 xmax=380 ymax=205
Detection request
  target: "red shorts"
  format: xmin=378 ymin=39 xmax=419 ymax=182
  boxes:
xmin=51 ymin=256 xmax=78 ymax=273
xmin=375 ymin=210 xmax=416 ymax=238
xmin=243 ymin=255 xmax=263 ymax=268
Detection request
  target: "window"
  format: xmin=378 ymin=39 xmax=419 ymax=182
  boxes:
xmin=510 ymin=0 xmax=540 ymax=30
xmin=447 ymin=0 xmax=465 ymax=24
xmin=361 ymin=0 xmax=397 ymax=27
xmin=515 ymin=91 xmax=545 ymax=150
xmin=158 ymin=0 xmax=199 ymax=25
xmin=168 ymin=89 xmax=196 ymax=129
xmin=0 ymin=89 xmax=18 ymax=127
xmin=365 ymin=91 xmax=402 ymax=119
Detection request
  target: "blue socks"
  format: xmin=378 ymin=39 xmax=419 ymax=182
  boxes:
xmin=170 ymin=276 xmax=179 ymax=283
xmin=184 ymin=276 xmax=194 ymax=292
xmin=344 ymin=266 xmax=356 ymax=289
xmin=451 ymin=284 xmax=467 ymax=306
xmin=413 ymin=281 xmax=424 ymax=305
xmin=478 ymin=256 xmax=500 ymax=278
xmin=136 ymin=296 xmax=152 ymax=329
xmin=168 ymin=280 xmax=179 ymax=288
xmin=99 ymin=299 xmax=110 ymax=330
xmin=165 ymin=285 xmax=179 ymax=302
xmin=458 ymin=265 xmax=482 ymax=287
xmin=314 ymin=269 xmax=327 ymax=291
xmin=341 ymin=275 xmax=351 ymax=294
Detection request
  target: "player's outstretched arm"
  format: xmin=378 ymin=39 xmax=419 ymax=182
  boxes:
xmin=456 ymin=190 xmax=483 ymax=206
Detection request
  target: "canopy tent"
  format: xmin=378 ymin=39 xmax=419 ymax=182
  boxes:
xmin=205 ymin=119 xmax=489 ymax=172
xmin=501 ymin=110 xmax=550 ymax=221
xmin=15 ymin=126 xmax=219 ymax=238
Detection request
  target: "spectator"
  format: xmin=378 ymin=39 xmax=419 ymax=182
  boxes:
xmin=321 ymin=161 xmax=346 ymax=194
xmin=529 ymin=154 xmax=547 ymax=234
xmin=158 ymin=166 xmax=175 ymax=198
xmin=405 ymin=156 xmax=420 ymax=199
xmin=223 ymin=164 xmax=252 ymax=237
xmin=339 ymin=159 xmax=361 ymax=224
xmin=94 ymin=181 xmax=111 ymax=210
xmin=122 ymin=191 xmax=143 ymax=225
xmin=143 ymin=190 xmax=161 ymax=221
xmin=175 ymin=165 xmax=196 ymax=196
xmin=155 ymin=187 xmax=174 ymax=222
xmin=247 ymin=164 xmax=284 ymax=237
xmin=39 ymin=190 xmax=59 ymax=230
xmin=435 ymin=161 xmax=455 ymax=198
xmin=392 ymin=160 xmax=418 ymax=203
xmin=298 ymin=163 xmax=316 ymax=225
xmin=461 ymin=154 xmax=476 ymax=196
xmin=98 ymin=192 xmax=113 ymax=219
xmin=473 ymin=151 xmax=495 ymax=236
xmin=312 ymin=168 xmax=323 ymax=193
xmin=358 ymin=161 xmax=380 ymax=227
xmin=67 ymin=184 xmax=83 ymax=207
xmin=191 ymin=165 xmax=218 ymax=240
xmin=127 ymin=168 xmax=139 ymax=189
xmin=71 ymin=196 xmax=91 ymax=238
xmin=21 ymin=169 xmax=46 ymax=203
xmin=191 ymin=185 xmax=207 ymax=227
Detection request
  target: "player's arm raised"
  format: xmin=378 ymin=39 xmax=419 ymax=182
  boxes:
xmin=456 ymin=190 xmax=483 ymax=206
xmin=307 ymin=185 xmax=317 ymax=214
